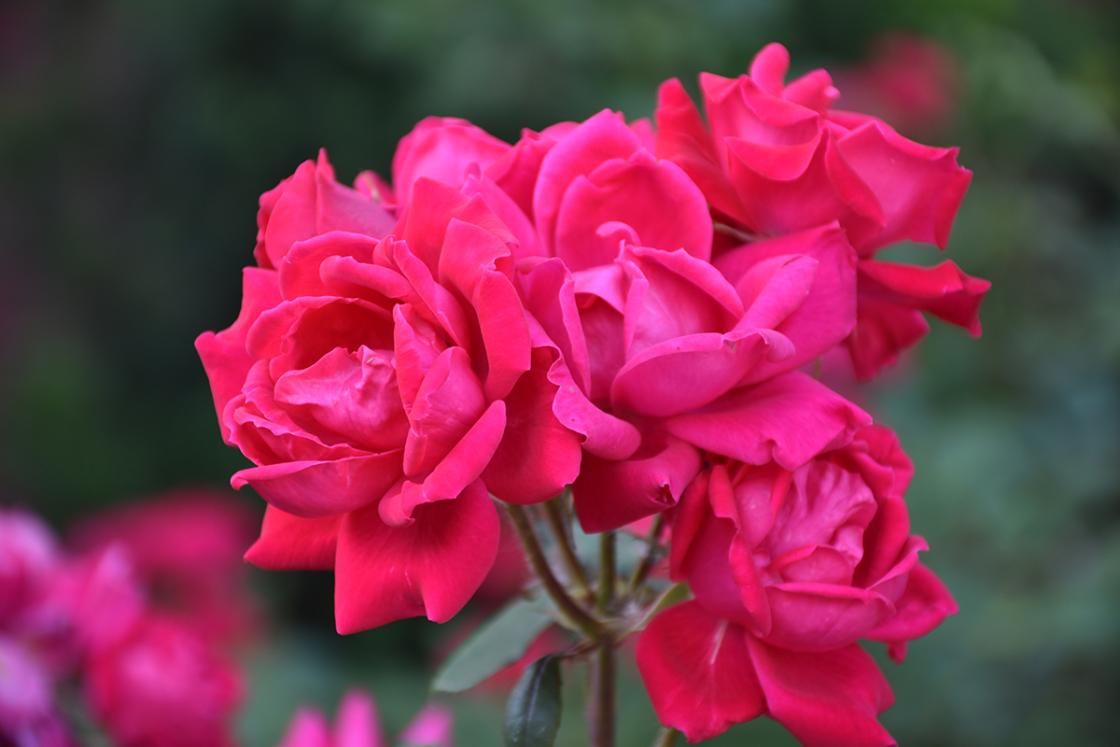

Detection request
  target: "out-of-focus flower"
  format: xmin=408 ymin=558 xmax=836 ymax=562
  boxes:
xmin=835 ymin=34 xmax=960 ymax=137
xmin=0 ymin=636 xmax=58 ymax=745
xmin=277 ymin=690 xmax=453 ymax=747
xmin=72 ymin=489 xmax=259 ymax=643
xmin=656 ymin=42 xmax=988 ymax=379
xmin=636 ymin=426 xmax=956 ymax=743
xmin=0 ymin=510 xmax=59 ymax=624
xmin=85 ymin=616 xmax=241 ymax=747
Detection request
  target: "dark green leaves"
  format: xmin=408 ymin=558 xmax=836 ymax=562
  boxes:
xmin=431 ymin=598 xmax=554 ymax=693
xmin=503 ymin=655 xmax=562 ymax=747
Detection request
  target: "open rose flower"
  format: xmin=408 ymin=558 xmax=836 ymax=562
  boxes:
xmin=656 ymin=42 xmax=989 ymax=378
xmin=636 ymin=426 xmax=957 ymax=744
xmin=278 ymin=690 xmax=452 ymax=747
xmin=519 ymin=226 xmax=866 ymax=531
xmin=197 ymin=159 xmax=582 ymax=632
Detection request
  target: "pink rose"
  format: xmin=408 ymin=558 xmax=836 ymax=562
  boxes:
xmin=198 ymin=165 xmax=582 ymax=632
xmin=277 ymin=690 xmax=453 ymax=747
xmin=656 ymin=42 xmax=989 ymax=378
xmin=72 ymin=489 xmax=260 ymax=644
xmin=518 ymin=219 xmax=867 ymax=531
xmin=636 ymin=426 xmax=957 ymax=744
xmin=86 ymin=616 xmax=241 ymax=747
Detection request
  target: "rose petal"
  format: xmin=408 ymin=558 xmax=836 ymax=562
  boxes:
xmin=231 ymin=451 xmax=403 ymax=518
xmin=244 ymin=506 xmax=340 ymax=571
xmin=636 ymin=601 xmax=764 ymax=742
xmin=572 ymin=435 xmax=700 ymax=532
xmin=334 ymin=480 xmax=499 ymax=632
xmin=665 ymin=372 xmax=871 ymax=470
xmin=747 ymin=638 xmax=896 ymax=747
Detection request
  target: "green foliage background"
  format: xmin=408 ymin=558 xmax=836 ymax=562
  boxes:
xmin=2 ymin=0 xmax=1118 ymax=744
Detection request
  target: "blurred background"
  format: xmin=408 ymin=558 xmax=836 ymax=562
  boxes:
xmin=2 ymin=0 xmax=1118 ymax=744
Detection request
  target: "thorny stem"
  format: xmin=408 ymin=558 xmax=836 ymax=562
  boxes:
xmin=652 ymin=726 xmax=680 ymax=747
xmin=626 ymin=514 xmax=666 ymax=594
xmin=504 ymin=504 xmax=605 ymax=642
xmin=543 ymin=499 xmax=593 ymax=602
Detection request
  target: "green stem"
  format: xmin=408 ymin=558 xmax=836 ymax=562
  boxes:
xmin=597 ymin=531 xmax=616 ymax=615
xmin=652 ymin=726 xmax=680 ymax=747
xmin=588 ymin=634 xmax=616 ymax=747
xmin=543 ymin=499 xmax=593 ymax=602
xmin=626 ymin=514 xmax=665 ymax=594
xmin=505 ymin=505 xmax=604 ymax=642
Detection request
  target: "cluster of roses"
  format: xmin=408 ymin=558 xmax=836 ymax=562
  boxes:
xmin=198 ymin=43 xmax=987 ymax=745
xmin=0 ymin=497 xmax=245 ymax=747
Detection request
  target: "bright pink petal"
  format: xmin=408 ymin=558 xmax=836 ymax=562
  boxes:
xmin=381 ymin=401 xmax=506 ymax=525
xmin=196 ymin=268 xmax=282 ymax=443
xmin=747 ymin=639 xmax=896 ymax=747
xmin=258 ymin=151 xmax=395 ymax=269
xmin=273 ymin=346 xmax=407 ymax=453
xmin=244 ymin=506 xmax=339 ymax=571
xmin=716 ymin=223 xmax=859 ymax=381
xmin=846 ymin=296 xmax=930 ymax=380
xmin=835 ymin=121 xmax=972 ymax=252
xmin=279 ymin=231 xmax=380 ymax=300
xmin=573 ymin=435 xmax=700 ymax=532
xmin=665 ymin=372 xmax=871 ymax=470
xmin=654 ymin=78 xmax=743 ymax=222
xmin=231 ymin=451 xmax=403 ymax=518
xmin=764 ymin=583 xmax=894 ymax=651
xmin=334 ymin=480 xmax=499 ymax=632
xmin=858 ymin=259 xmax=990 ymax=335
xmin=610 ymin=329 xmax=787 ymax=418
xmin=483 ymin=349 xmax=582 ymax=504
xmin=553 ymin=151 xmax=712 ymax=269
xmin=533 ymin=109 xmax=642 ymax=253
xmin=636 ymin=601 xmax=764 ymax=742
xmin=868 ymin=564 xmax=958 ymax=662
xmin=403 ymin=347 xmax=487 ymax=478
xmin=392 ymin=117 xmax=509 ymax=201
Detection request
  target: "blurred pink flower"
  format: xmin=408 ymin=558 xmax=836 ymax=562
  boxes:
xmin=277 ymin=690 xmax=453 ymax=747
xmin=85 ymin=616 xmax=241 ymax=747
xmin=836 ymin=34 xmax=960 ymax=137
xmin=73 ymin=489 xmax=260 ymax=643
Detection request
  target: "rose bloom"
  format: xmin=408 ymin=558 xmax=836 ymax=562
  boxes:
xmin=656 ymin=42 xmax=989 ymax=379
xmin=72 ymin=489 xmax=259 ymax=643
xmin=277 ymin=690 xmax=452 ymax=747
xmin=389 ymin=110 xmax=871 ymax=534
xmin=198 ymin=151 xmax=582 ymax=632
xmin=636 ymin=426 xmax=956 ymax=744
xmin=85 ymin=616 xmax=241 ymax=747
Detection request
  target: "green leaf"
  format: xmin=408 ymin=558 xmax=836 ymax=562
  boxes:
xmin=503 ymin=655 xmax=562 ymax=747
xmin=431 ymin=598 xmax=554 ymax=693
